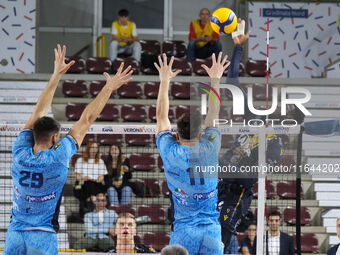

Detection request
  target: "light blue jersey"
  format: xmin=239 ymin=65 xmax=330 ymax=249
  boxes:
xmin=9 ymin=129 xmax=78 ymax=232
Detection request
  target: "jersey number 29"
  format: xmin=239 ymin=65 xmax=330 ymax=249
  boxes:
xmin=19 ymin=171 xmax=43 ymax=188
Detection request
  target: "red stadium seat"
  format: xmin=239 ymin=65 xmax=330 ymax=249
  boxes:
xmin=121 ymin=104 xmax=147 ymax=122
xmin=148 ymin=105 xmax=175 ymax=122
xmin=143 ymin=232 xmax=170 ymax=251
xmin=294 ymin=233 xmax=319 ymax=253
xmin=140 ymin=40 xmax=161 ymax=56
xmin=162 ymin=40 xmax=186 ymax=58
xmin=158 ymin=155 xmax=164 ymax=171
xmin=110 ymin=204 xmax=136 ymax=216
xmin=97 ymin=134 xmax=123 ymax=145
xmin=130 ymin=154 xmax=155 ymax=172
xmin=65 ymin=103 xmax=87 ymax=121
xmin=277 ymin=181 xmax=304 ymax=199
xmin=239 ymin=62 xmax=245 ymax=76
xmin=82 ymin=134 xmax=95 ymax=145
xmin=140 ymin=40 xmax=160 ymax=75
xmin=175 ymin=105 xmax=200 ymax=119
xmin=245 ymin=60 xmax=268 ymax=77
xmin=125 ymin=134 xmax=152 ymax=146
xmin=138 ymin=205 xmax=165 ymax=224
xmin=161 ymin=180 xmax=169 ymax=196
xmin=221 ymin=135 xmax=234 ymax=148
xmin=284 ymin=206 xmax=311 ymax=226
xmin=97 ymin=104 xmax=119 ymax=121
xmin=172 ymin=58 xmax=192 ymax=75
xmin=65 ymin=56 xmax=86 ymax=73
xmin=62 ymin=80 xmax=88 ymax=97
xmin=144 ymin=179 xmax=161 ymax=197
xmin=112 ymin=57 xmax=139 ymax=75
xmin=89 ymin=80 xmax=115 ymax=98
xmin=253 ymin=180 xmax=275 ymax=199
xmin=144 ymin=82 xmax=160 ymax=98
xmin=171 ymin=82 xmax=191 ymax=99
xmin=117 ymin=81 xmax=143 ymax=98
xmin=86 ymin=57 xmax=112 ymax=74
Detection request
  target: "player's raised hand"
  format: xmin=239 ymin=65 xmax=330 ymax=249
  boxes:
xmin=232 ymin=18 xmax=250 ymax=46
xmin=201 ymin=52 xmax=229 ymax=79
xmin=53 ymin=44 xmax=75 ymax=76
xmin=154 ymin=53 xmax=182 ymax=82
xmin=103 ymin=63 xmax=133 ymax=91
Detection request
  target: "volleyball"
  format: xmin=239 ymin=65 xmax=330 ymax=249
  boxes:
xmin=210 ymin=8 xmax=238 ymax=35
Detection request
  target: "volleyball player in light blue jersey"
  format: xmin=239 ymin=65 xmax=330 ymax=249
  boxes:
xmin=155 ymin=52 xmax=229 ymax=255
xmin=4 ymin=45 xmax=133 ymax=255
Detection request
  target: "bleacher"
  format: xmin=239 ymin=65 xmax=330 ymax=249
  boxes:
xmin=1 ymin=40 xmax=340 ymax=253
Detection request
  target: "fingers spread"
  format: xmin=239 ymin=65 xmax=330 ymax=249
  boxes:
xmin=154 ymin=62 xmax=160 ymax=71
xmin=158 ymin=55 xmax=163 ymax=67
xmin=117 ymin=62 xmax=124 ymax=74
xmin=217 ymin=52 xmax=222 ymax=64
xmin=57 ymin=44 xmax=61 ymax=58
xmin=173 ymin=69 xmax=182 ymax=77
xmin=221 ymin=55 xmax=228 ymax=65
xmin=103 ymin=72 xmax=111 ymax=80
xmin=201 ymin=64 xmax=209 ymax=73
xmin=162 ymin=53 xmax=167 ymax=66
xmin=122 ymin=65 xmax=132 ymax=75
xmin=54 ymin=48 xmax=58 ymax=60
xmin=223 ymin=61 xmax=230 ymax=70
xmin=169 ymin=56 xmax=174 ymax=69
xmin=62 ymin=45 xmax=66 ymax=59
xmin=212 ymin=53 xmax=216 ymax=65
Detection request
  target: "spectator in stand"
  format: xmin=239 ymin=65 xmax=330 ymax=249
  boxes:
xmin=266 ymin=211 xmax=294 ymax=255
xmin=241 ymin=222 xmax=257 ymax=255
xmin=74 ymin=193 xmax=117 ymax=251
xmin=327 ymin=217 xmax=340 ymax=255
xmin=104 ymin=144 xmax=133 ymax=206
xmin=106 ymin=213 xmax=156 ymax=253
xmin=187 ymin=8 xmax=222 ymax=62
xmin=74 ymin=142 xmax=107 ymax=217
xmin=110 ymin=9 xmax=141 ymax=62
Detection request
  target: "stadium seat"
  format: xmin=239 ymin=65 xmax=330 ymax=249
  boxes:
xmin=245 ymin=60 xmax=268 ymax=77
xmin=125 ymin=134 xmax=152 ymax=146
xmin=130 ymin=153 xmax=155 ymax=171
xmin=171 ymin=82 xmax=191 ymax=99
xmin=121 ymin=104 xmax=147 ymax=122
xmin=239 ymin=62 xmax=245 ymax=76
xmin=86 ymin=57 xmax=112 ymax=74
xmin=143 ymin=232 xmax=170 ymax=251
xmin=65 ymin=103 xmax=87 ymax=120
xmin=161 ymin=180 xmax=169 ymax=196
xmin=112 ymin=57 xmax=139 ymax=75
xmin=117 ymin=81 xmax=143 ymax=98
xmin=140 ymin=40 xmax=161 ymax=75
xmin=162 ymin=40 xmax=186 ymax=58
xmin=82 ymin=134 xmax=95 ymax=145
xmin=144 ymin=82 xmax=160 ymax=98
xmin=148 ymin=105 xmax=175 ymax=122
xmin=175 ymin=105 xmax=200 ymax=119
xmin=277 ymin=181 xmax=304 ymax=199
xmin=140 ymin=40 xmax=161 ymax=56
xmin=253 ymin=180 xmax=275 ymax=199
xmin=221 ymin=135 xmax=234 ymax=148
xmin=158 ymin=155 xmax=164 ymax=171
xmin=138 ymin=205 xmax=165 ymax=224
xmin=89 ymin=80 xmax=115 ymax=98
xmin=110 ymin=204 xmax=136 ymax=216
xmin=97 ymin=134 xmax=123 ymax=145
xmin=294 ymin=233 xmax=319 ymax=253
xmin=97 ymin=104 xmax=119 ymax=121
xmin=172 ymin=58 xmax=192 ymax=75
xmin=62 ymin=80 xmax=88 ymax=97
xmin=144 ymin=179 xmax=161 ymax=197
xmin=65 ymin=56 xmax=86 ymax=73
xmin=283 ymin=206 xmax=311 ymax=225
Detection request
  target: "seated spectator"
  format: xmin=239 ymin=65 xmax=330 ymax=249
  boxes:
xmin=187 ymin=8 xmax=222 ymax=62
xmin=161 ymin=245 xmax=188 ymax=255
xmin=241 ymin=222 xmax=257 ymax=255
xmin=104 ymin=145 xmax=134 ymax=205
xmin=225 ymin=234 xmax=239 ymax=254
xmin=106 ymin=213 xmax=156 ymax=253
xmin=74 ymin=193 xmax=117 ymax=251
xmin=327 ymin=217 xmax=340 ymax=255
xmin=74 ymin=142 xmax=107 ymax=217
xmin=110 ymin=9 xmax=141 ymax=61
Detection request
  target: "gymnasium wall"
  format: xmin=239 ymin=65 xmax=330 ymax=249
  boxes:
xmin=248 ymin=2 xmax=340 ymax=78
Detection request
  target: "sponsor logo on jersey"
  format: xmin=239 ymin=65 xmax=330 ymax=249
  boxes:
xmin=53 ymin=142 xmax=61 ymax=150
xmin=208 ymin=133 xmax=216 ymax=141
xmin=25 ymin=192 xmax=56 ymax=203
xmin=193 ymin=189 xmax=217 ymax=200
xmin=173 ymin=188 xmax=188 ymax=199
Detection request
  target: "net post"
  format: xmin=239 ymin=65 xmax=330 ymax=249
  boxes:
xmin=296 ymin=126 xmax=304 ymax=255
xmin=256 ymin=127 xmax=267 ymax=255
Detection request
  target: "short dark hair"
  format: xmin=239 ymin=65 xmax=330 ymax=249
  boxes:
xmin=161 ymin=245 xmax=188 ymax=255
xmin=118 ymin=9 xmax=129 ymax=17
xmin=177 ymin=112 xmax=202 ymax=140
xmin=33 ymin=116 xmax=60 ymax=144
xmin=268 ymin=210 xmax=281 ymax=219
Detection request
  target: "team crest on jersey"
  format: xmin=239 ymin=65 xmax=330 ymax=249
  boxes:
xmin=53 ymin=142 xmax=61 ymax=150
xmin=14 ymin=185 xmax=21 ymax=199
xmin=208 ymin=134 xmax=216 ymax=141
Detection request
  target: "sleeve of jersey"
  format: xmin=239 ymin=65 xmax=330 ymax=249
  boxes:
xmin=53 ymin=135 xmax=79 ymax=167
xmin=156 ymin=131 xmax=177 ymax=159
xmin=201 ymin=127 xmax=221 ymax=153
xmin=12 ymin=129 xmax=34 ymax=155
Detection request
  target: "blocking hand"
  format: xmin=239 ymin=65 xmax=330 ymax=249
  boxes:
xmin=154 ymin=53 xmax=182 ymax=82
xmin=103 ymin=63 xmax=133 ymax=91
xmin=201 ymin=52 xmax=229 ymax=79
xmin=53 ymin=44 xmax=75 ymax=76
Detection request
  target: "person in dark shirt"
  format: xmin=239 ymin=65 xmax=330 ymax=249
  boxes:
xmin=241 ymin=222 xmax=257 ymax=255
xmin=106 ymin=213 xmax=156 ymax=253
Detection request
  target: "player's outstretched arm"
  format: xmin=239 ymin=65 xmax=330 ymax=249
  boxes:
xmin=154 ymin=53 xmax=181 ymax=135
xmin=202 ymin=52 xmax=229 ymax=128
xmin=69 ymin=63 xmax=133 ymax=146
xmin=24 ymin=44 xmax=75 ymax=129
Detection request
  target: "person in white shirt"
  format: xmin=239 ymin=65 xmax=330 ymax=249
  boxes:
xmin=110 ymin=9 xmax=141 ymax=61
xmin=266 ymin=211 xmax=294 ymax=255
xmin=327 ymin=218 xmax=340 ymax=255
xmin=74 ymin=142 xmax=107 ymax=217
